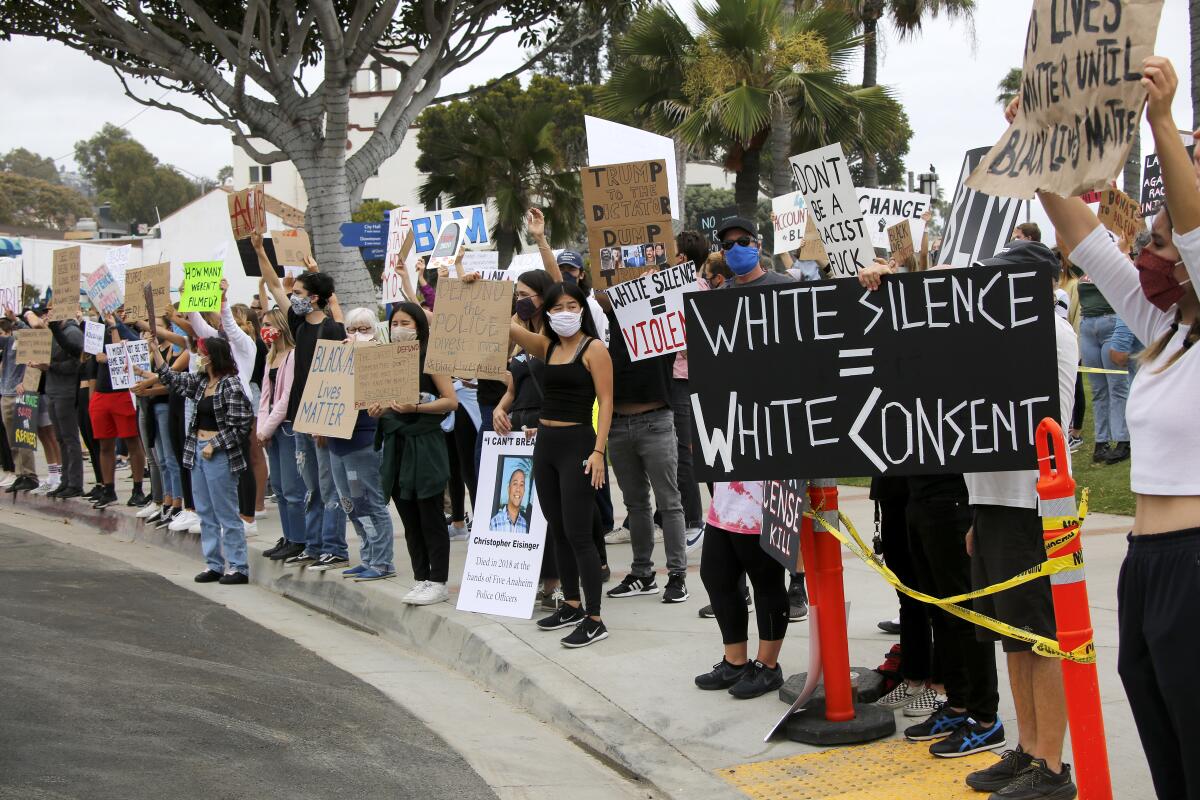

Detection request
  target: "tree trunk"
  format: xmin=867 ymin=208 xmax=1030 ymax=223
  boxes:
xmin=735 ymin=146 xmax=762 ymax=219
xmin=861 ymin=12 xmax=880 ymax=188
xmin=1123 ymin=126 xmax=1142 ymax=202
xmin=295 ymin=156 xmax=377 ymax=311
xmin=1192 ymin=0 xmax=1200 ymax=128
xmin=495 ymin=227 xmax=520 ymax=269
xmin=673 ymin=134 xmax=688 ymax=227
xmin=769 ymin=104 xmax=793 ymax=198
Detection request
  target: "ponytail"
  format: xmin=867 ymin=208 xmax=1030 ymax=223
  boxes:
xmin=1138 ymin=308 xmax=1200 ymax=372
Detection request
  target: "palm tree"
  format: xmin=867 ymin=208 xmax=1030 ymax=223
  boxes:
xmin=602 ymin=0 xmax=898 ymax=218
xmin=996 ymin=67 xmax=1022 ymax=108
xmin=418 ymin=105 xmax=580 ymax=267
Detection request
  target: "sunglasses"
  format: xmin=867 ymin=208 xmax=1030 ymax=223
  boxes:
xmin=720 ymin=237 xmax=757 ymax=250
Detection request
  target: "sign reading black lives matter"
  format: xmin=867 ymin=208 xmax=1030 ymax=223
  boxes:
xmin=939 ymin=147 xmax=1028 ymax=268
xmin=685 ymin=266 xmax=1060 ymax=480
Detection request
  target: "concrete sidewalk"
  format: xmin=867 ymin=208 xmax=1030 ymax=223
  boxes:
xmin=6 ymin=463 xmax=1153 ymax=799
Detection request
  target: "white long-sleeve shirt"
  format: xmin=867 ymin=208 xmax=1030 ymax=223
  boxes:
xmin=188 ymin=306 xmax=256 ymax=398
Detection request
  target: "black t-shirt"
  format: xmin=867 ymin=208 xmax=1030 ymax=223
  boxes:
xmin=478 ymin=378 xmax=507 ymax=408
xmin=286 ymin=308 xmax=346 ymax=422
xmin=906 ymin=474 xmax=968 ymax=504
xmin=606 ymin=311 xmax=672 ymax=405
xmin=251 ymin=338 xmax=267 ymax=387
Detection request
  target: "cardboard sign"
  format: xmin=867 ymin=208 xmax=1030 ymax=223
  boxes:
xmin=797 ymin=215 xmax=829 ymax=263
xmin=939 ymin=147 xmax=1028 ymax=267
xmin=123 ymin=262 xmax=170 ymax=324
xmin=14 ymin=329 xmax=52 ymax=365
xmin=105 ymin=340 xmax=150 ymax=390
xmin=178 ymin=261 xmax=224 ymax=312
xmin=456 ymin=432 xmax=548 ymax=620
xmin=772 ymin=191 xmax=809 ymax=254
xmin=262 ymin=194 xmax=306 ymax=229
xmin=789 ymin=143 xmax=871 ymax=278
xmin=51 ymin=247 xmax=81 ymax=321
xmin=271 ymin=228 xmax=312 ymax=267
xmin=966 ymin=0 xmax=1164 ymax=199
xmin=104 ymin=245 xmax=131 ymax=290
xmin=425 ymin=278 xmax=513 ymax=380
xmin=887 ymin=220 xmax=917 ymax=270
xmin=585 ymin=115 xmax=681 ymax=219
xmin=353 ymin=341 xmax=420 ymax=410
xmin=292 ymin=340 xmax=357 ymax=438
xmin=13 ymin=386 xmax=39 ymax=450
xmin=84 ymin=263 xmax=124 ymax=316
xmin=0 ymin=257 xmax=21 ymax=315
xmin=582 ymin=159 xmax=675 ymax=287
xmin=760 ymin=480 xmax=808 ymax=572
xmin=83 ymin=320 xmax=105 ymax=355
xmin=382 ymin=206 xmax=413 ymax=304
xmin=409 ymin=204 xmax=489 ymax=257
xmin=228 ymin=185 xmax=266 ymax=240
xmin=1098 ymin=186 xmax=1146 ymax=251
xmin=858 ymin=188 xmax=931 ymax=251
xmin=685 ymin=265 xmax=1060 ymax=479
xmin=1140 ymin=153 xmax=1164 ymax=217
xmin=608 ymin=261 xmax=695 ymax=362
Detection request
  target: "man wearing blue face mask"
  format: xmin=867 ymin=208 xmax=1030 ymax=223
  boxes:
xmin=716 ymin=217 xmax=793 ymax=289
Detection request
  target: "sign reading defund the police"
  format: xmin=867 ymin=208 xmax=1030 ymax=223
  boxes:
xmin=608 ymin=261 xmax=696 ymax=361
xmin=685 ymin=265 xmax=1060 ymax=480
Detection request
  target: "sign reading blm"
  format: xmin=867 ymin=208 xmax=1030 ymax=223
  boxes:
xmin=685 ymin=265 xmax=1060 ymax=480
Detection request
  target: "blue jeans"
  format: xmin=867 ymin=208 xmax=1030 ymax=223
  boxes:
xmin=191 ymin=448 xmax=248 ymax=575
xmin=152 ymin=403 xmax=182 ymax=500
xmin=265 ymin=422 xmax=307 ymax=545
xmin=1080 ymin=314 xmax=1130 ymax=443
xmin=295 ymin=430 xmax=348 ymax=559
xmin=330 ymin=445 xmax=394 ymax=571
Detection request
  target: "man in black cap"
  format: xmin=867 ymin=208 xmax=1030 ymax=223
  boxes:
xmin=715 ymin=217 xmax=792 ymax=289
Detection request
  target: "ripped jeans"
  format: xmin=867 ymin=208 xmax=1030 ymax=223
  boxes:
xmin=295 ymin=431 xmax=348 ymax=560
xmin=329 ymin=445 xmax=394 ymax=572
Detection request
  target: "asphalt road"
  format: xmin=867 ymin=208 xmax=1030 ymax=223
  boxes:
xmin=0 ymin=525 xmax=498 ymax=800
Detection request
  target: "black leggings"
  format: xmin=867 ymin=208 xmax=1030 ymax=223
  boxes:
xmin=533 ymin=425 xmax=602 ymax=616
xmin=394 ymin=492 xmax=450 ymax=583
xmin=236 ymin=435 xmax=254 ymax=518
xmin=168 ymin=393 xmax=193 ymax=508
xmin=700 ymin=523 xmax=789 ymax=645
xmin=1118 ymin=527 xmax=1200 ymax=800
xmin=541 ymin=504 xmax=609 ymax=581
xmin=446 ymin=430 xmax=466 ymax=522
xmin=878 ymin=496 xmax=936 ymax=683
xmin=78 ymin=388 xmax=103 ymax=485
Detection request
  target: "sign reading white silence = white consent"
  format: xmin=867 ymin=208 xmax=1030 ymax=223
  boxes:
xmin=683 ymin=264 xmax=1060 ymax=480
xmin=607 ymin=261 xmax=696 ymax=361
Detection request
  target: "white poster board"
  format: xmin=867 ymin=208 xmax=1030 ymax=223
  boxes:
xmin=382 ymin=206 xmax=413 ymax=304
xmin=788 ymin=143 xmax=871 ymax=278
xmin=771 ymin=191 xmax=809 ymax=253
xmin=585 ymin=115 xmax=681 ymax=219
xmin=104 ymin=244 xmax=131 ymax=292
xmin=409 ymin=204 xmax=489 ymax=258
xmin=104 ymin=340 xmax=149 ymax=390
xmin=83 ymin=320 xmax=105 ymax=355
xmin=460 ymin=250 xmax=559 ymax=283
xmin=0 ymin=257 xmax=21 ymax=315
xmin=608 ymin=261 xmax=695 ymax=361
xmin=457 ymin=432 xmax=548 ymax=619
xmin=857 ymin=188 xmax=931 ymax=251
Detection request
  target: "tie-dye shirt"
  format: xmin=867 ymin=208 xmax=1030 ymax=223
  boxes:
xmin=706 ymin=481 xmax=764 ymax=535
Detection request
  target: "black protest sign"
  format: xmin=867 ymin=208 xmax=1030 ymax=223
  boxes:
xmin=236 ymin=236 xmax=283 ymax=278
xmin=699 ymin=205 xmax=739 ymax=252
xmin=1141 ymin=154 xmax=1163 ymax=217
xmin=761 ymin=480 xmax=805 ymax=572
xmin=685 ymin=265 xmax=1060 ymax=480
xmin=13 ymin=389 xmax=39 ymax=450
xmin=939 ymin=147 xmax=1028 ymax=267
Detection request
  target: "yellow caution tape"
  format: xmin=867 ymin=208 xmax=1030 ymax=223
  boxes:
xmin=1079 ymin=366 xmax=1129 ymax=375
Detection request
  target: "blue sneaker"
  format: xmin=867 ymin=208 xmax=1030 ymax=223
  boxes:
xmin=903 ymin=703 xmax=969 ymax=741
xmin=342 ymin=564 xmax=368 ymax=578
xmin=355 ymin=567 xmax=396 ymax=582
xmin=929 ymin=718 xmax=1006 ymax=758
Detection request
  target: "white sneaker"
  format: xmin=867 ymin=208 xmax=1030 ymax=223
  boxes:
xmin=903 ymin=688 xmax=945 ymax=718
xmin=447 ymin=523 xmax=469 ymax=540
xmin=136 ymin=503 xmax=161 ymax=519
xmin=30 ymin=480 xmax=56 ymax=496
xmin=402 ymin=580 xmax=431 ymax=603
xmin=685 ymin=526 xmax=705 ymax=557
xmin=408 ymin=581 xmax=449 ymax=606
xmin=0 ymin=474 xmax=16 ymax=488
xmin=189 ymin=520 xmax=202 ymax=534
xmin=876 ymin=681 xmax=921 ymax=710
xmin=243 ymin=520 xmax=258 ymax=536
xmin=604 ymin=527 xmax=631 ymax=544
xmin=255 ymin=509 xmax=269 ymax=518
xmin=168 ymin=510 xmax=198 ymax=532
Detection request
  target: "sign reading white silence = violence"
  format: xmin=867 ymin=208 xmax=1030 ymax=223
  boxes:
xmin=684 ymin=265 xmax=1060 ymax=480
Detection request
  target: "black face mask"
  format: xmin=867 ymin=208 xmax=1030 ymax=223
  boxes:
xmin=515 ymin=296 xmax=539 ymax=321
xmin=561 ymin=271 xmax=578 ymax=285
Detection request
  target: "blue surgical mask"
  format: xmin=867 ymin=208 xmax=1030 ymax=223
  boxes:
xmin=725 ymin=244 xmax=760 ymax=275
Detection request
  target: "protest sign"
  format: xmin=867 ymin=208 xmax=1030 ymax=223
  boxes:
xmin=13 ymin=386 xmax=39 ymax=451
xmin=585 ymin=115 xmax=681 ymax=219
xmin=51 ymin=246 xmax=81 ymax=321
xmin=426 ymin=219 xmax=466 ymax=276
xmin=0 ymin=257 xmax=21 ymax=315
xmin=123 ymin=262 xmax=170 ymax=324
xmin=425 ymin=278 xmax=514 ymax=380
xmin=457 ymin=432 xmax=548 ymax=619
xmin=1140 ymin=153 xmax=1164 ymax=217
xmin=939 ymin=147 xmax=1028 ymax=267
xmin=581 ymin=159 xmax=675 ymax=287
xmin=84 ymin=263 xmax=124 ymax=315
xmin=772 ymin=192 xmax=809 ymax=254
xmin=178 ymin=261 xmax=224 ymax=312
xmin=104 ymin=245 xmax=131 ymax=290
xmin=1098 ymin=186 xmax=1146 ymax=251
xmin=409 ymin=204 xmax=489 ymax=257
xmin=228 ymin=185 xmax=266 ymax=239
xmin=145 ymin=284 xmax=158 ymax=338
xmin=83 ymin=320 xmax=105 ymax=355
xmin=789 ymin=144 xmax=872 ymax=278
xmin=608 ymin=261 xmax=695 ymax=361
xmin=236 ymin=236 xmax=282 ymax=278
xmin=15 ymin=329 xmax=52 ymax=365
xmin=685 ymin=265 xmax=1060 ymax=480
xmin=381 ymin=206 xmax=413 ymax=304
xmin=292 ymin=340 xmax=357 ymax=438
xmin=461 ymin=250 xmax=554 ymax=283
xmin=104 ymin=340 xmax=149 ymax=390
xmin=797 ymin=215 xmax=829 ymax=263
xmin=887 ymin=220 xmax=917 ymax=270
xmin=353 ymin=341 xmax=420 ymax=410
xmin=858 ymin=188 xmax=931 ymax=251
xmin=699 ymin=205 xmax=739 ymax=252
xmin=966 ymin=0 xmax=1164 ymax=199
xmin=270 ymin=228 xmax=312 ymax=266
xmin=760 ymin=480 xmax=807 ymax=572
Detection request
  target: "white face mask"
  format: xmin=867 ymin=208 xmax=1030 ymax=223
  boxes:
xmin=548 ymin=310 xmax=582 ymax=338
xmin=391 ymin=327 xmax=418 ymax=341
xmin=348 ymin=331 xmax=375 ymax=343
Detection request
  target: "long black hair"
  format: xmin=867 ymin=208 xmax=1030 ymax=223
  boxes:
xmin=542 ymin=282 xmax=600 ymax=348
xmin=201 ymin=336 xmax=238 ymax=378
xmin=387 ymin=301 xmax=429 ymax=354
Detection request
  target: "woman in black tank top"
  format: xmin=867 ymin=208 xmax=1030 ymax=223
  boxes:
xmin=508 ymin=282 xmax=614 ymax=648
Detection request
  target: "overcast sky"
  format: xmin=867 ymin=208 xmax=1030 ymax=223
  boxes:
xmin=0 ymin=0 xmax=1193 ymax=198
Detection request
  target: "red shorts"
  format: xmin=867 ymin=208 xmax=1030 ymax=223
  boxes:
xmin=90 ymin=390 xmax=138 ymax=439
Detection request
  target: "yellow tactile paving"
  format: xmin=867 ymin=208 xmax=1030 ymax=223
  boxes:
xmin=720 ymin=740 xmax=995 ymax=799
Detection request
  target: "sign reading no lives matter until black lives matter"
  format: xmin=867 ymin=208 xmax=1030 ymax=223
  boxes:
xmin=685 ymin=265 xmax=1060 ymax=480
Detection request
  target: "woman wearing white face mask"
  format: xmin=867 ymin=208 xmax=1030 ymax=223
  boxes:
xmin=1036 ymin=57 xmax=1200 ymax=799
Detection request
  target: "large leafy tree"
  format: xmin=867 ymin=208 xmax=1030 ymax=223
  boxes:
xmin=74 ymin=124 xmax=199 ymax=223
xmin=0 ymin=1 xmax=627 ymax=307
xmin=538 ymin=2 xmax=645 ymax=86
xmin=0 ymin=148 xmax=61 ymax=184
xmin=0 ymin=172 xmax=92 ymax=229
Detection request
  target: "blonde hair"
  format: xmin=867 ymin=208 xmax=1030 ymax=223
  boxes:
xmin=262 ymin=307 xmax=295 ymax=357
xmin=1138 ymin=309 xmax=1199 ymax=373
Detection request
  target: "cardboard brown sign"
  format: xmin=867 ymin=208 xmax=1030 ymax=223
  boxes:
xmin=271 ymin=228 xmax=312 ymax=267
xmin=353 ymin=341 xmax=421 ymax=410
xmin=15 ymin=329 xmax=52 ymax=365
xmin=424 ymin=278 xmax=514 ymax=380
xmin=228 ymin=185 xmax=266 ymax=240
xmin=581 ymin=159 xmax=676 ymax=287
xmin=966 ymin=0 xmax=1165 ymax=199
xmin=123 ymin=262 xmax=171 ymax=324
xmin=51 ymin=246 xmax=80 ymax=321
xmin=887 ymin=219 xmax=916 ymax=270
xmin=292 ymin=340 xmax=357 ymax=438
xmin=1098 ymin=186 xmax=1146 ymax=252
xmin=797 ymin=214 xmax=828 ymax=263
xmin=263 ymin=194 xmax=306 ymax=229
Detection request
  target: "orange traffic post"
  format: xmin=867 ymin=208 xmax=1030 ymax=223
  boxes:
xmin=808 ymin=480 xmax=854 ymax=722
xmin=1035 ymin=418 xmax=1113 ymax=800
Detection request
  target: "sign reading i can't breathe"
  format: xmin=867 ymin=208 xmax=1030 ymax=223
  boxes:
xmin=684 ymin=265 xmax=1060 ymax=480
xmin=607 ymin=261 xmax=696 ymax=361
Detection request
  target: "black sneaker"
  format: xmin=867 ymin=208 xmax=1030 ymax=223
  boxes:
xmin=993 ymin=759 xmax=1076 ymax=799
xmin=606 ymin=574 xmax=659 ymax=598
xmin=92 ymin=487 xmax=119 ymax=509
xmin=537 ymin=603 xmax=586 ymax=630
xmin=284 ymin=552 xmax=317 ymax=568
xmin=86 ymin=484 xmax=104 ymax=501
xmin=728 ymin=660 xmax=784 ymax=699
xmin=699 ymin=590 xmax=751 ymax=618
xmin=155 ymin=508 xmax=179 ymax=529
xmin=930 ymin=717 xmax=1005 ymax=757
xmin=263 ymin=537 xmax=287 ymax=558
xmin=1104 ymin=441 xmax=1130 ymax=464
xmin=877 ymin=617 xmax=902 ymax=634
xmin=1091 ymin=442 xmax=1110 ymax=463
xmin=904 ymin=703 xmax=969 ymax=741
xmin=788 ymin=577 xmax=809 ymax=621
xmin=662 ymin=572 xmax=689 ymax=603
xmin=7 ymin=476 xmax=38 ymax=493
xmin=966 ymin=747 xmax=1035 ymax=792
xmin=695 ymin=659 xmax=749 ymax=690
xmin=126 ymin=488 xmax=150 ymax=507
xmin=308 ymin=554 xmax=350 ymax=572
xmin=218 ymin=572 xmax=249 ymax=585
xmin=600 ymin=564 xmax=611 ymax=583
xmin=194 ymin=569 xmax=222 ymax=583
xmin=55 ymin=486 xmax=84 ymax=500
xmin=560 ymin=617 xmax=608 ymax=648
xmin=270 ymin=541 xmax=306 ymax=561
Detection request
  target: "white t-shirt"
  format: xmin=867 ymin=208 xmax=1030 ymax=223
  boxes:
xmin=587 ymin=296 xmax=610 ymax=348
xmin=707 ymin=481 xmax=764 ymax=535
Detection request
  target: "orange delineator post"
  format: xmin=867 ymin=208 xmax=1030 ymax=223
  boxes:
xmin=1035 ymin=419 xmax=1113 ymax=800
xmin=808 ymin=481 xmax=855 ymax=722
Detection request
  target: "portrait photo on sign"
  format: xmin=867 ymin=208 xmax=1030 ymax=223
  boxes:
xmin=600 ymin=247 xmax=619 ymax=276
xmin=489 ymin=455 xmax=535 ymax=534
xmin=622 ymin=245 xmax=646 ymax=268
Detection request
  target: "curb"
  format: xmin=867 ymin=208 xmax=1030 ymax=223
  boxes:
xmin=11 ymin=491 xmax=744 ymax=800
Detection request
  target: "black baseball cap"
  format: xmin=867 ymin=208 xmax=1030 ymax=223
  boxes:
xmin=975 ymin=239 xmax=1060 ymax=274
xmin=716 ymin=216 xmax=759 ymax=241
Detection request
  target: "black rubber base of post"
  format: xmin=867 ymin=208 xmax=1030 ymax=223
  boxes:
xmin=784 ymin=699 xmax=896 ymax=746
xmin=778 ymin=667 xmax=886 ymax=705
